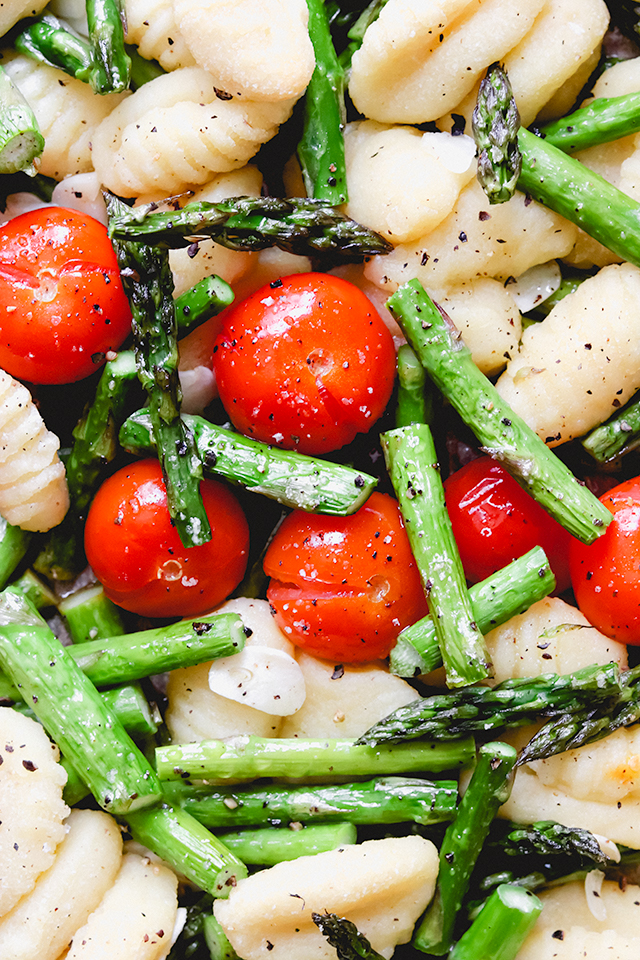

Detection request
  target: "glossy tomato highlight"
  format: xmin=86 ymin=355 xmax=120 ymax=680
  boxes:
xmin=0 ymin=207 xmax=132 ymax=384
xmin=264 ymin=492 xmax=429 ymax=663
xmin=444 ymin=457 xmax=573 ymax=592
xmin=212 ymin=272 xmax=396 ymax=455
xmin=84 ymin=460 xmax=249 ymax=618
xmin=570 ymin=475 xmax=640 ymax=644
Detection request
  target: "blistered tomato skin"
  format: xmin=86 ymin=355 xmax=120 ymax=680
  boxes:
xmin=570 ymin=476 xmax=640 ymax=645
xmin=212 ymin=272 xmax=396 ymax=455
xmin=84 ymin=460 xmax=249 ymax=618
xmin=444 ymin=457 xmax=573 ymax=592
xmin=264 ymin=492 xmax=429 ymax=662
xmin=0 ymin=207 xmax=132 ymax=384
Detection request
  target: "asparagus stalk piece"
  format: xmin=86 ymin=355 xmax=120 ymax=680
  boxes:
xmin=382 ymin=423 xmax=492 ymax=687
xmin=413 ymin=742 xmax=518 ymax=956
xmin=581 ymin=393 xmax=640 ymax=463
xmin=126 ymin=44 xmax=165 ymax=87
xmin=538 ymin=90 xmax=640 ymax=154
xmin=448 ymin=884 xmax=542 ymax=960
xmin=217 ymin=821 xmax=357 ymax=865
xmin=0 ymin=516 xmax=31 ymax=589
xmin=174 ymin=274 xmax=234 ymax=337
xmin=0 ymin=588 xmax=161 ymax=814
xmin=12 ymin=680 xmax=158 ymax=738
xmin=395 ymin=344 xmax=432 ymax=427
xmin=86 ymin=0 xmax=131 ymax=93
xmin=312 ymin=912 xmax=385 ymax=960
xmin=9 ymin=569 xmax=57 ymax=611
xmin=107 ymin=195 xmax=393 ymax=263
xmin=59 ymin=583 xmax=126 ymax=643
xmin=204 ymin=913 xmax=239 ymax=960
xmin=15 ymin=15 xmax=94 ymax=82
xmin=155 ymin=734 xmax=476 ymax=782
xmin=339 ymin=0 xmax=389 ymax=70
xmin=386 ymin=280 xmax=612 ymax=543
xmin=356 ymin=661 xmax=624 ymax=746
xmin=120 ymin=408 xmax=377 ymax=515
xmin=125 ymin=802 xmax=247 ymax=898
xmin=472 ymin=61 xmax=521 ymax=204
xmin=166 ymin=776 xmax=458 ymax=828
xmin=105 ymin=193 xmax=211 ymax=548
xmin=527 ymin=276 xmax=583 ymax=319
xmin=298 ymin=0 xmax=348 ymax=204
xmin=0 ymin=64 xmax=45 ymax=174
xmin=389 ymin=546 xmax=555 ymax=677
xmin=496 ymin=820 xmax=611 ymax=867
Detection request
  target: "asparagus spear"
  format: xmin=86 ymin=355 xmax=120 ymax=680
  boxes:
xmin=174 ymin=274 xmax=234 ymax=337
xmin=581 ymin=393 xmax=640 ymax=463
xmin=298 ymin=0 xmax=348 ymax=204
xmin=0 ymin=588 xmax=161 ymax=814
xmin=155 ymin=734 xmax=476 ymax=782
xmin=166 ymin=776 xmax=458 ymax=829
xmin=389 ymin=546 xmax=555 ymax=677
xmin=107 ymin=195 xmax=393 ymax=263
xmin=86 ymin=0 xmax=131 ymax=93
xmin=395 ymin=344 xmax=433 ymax=428
xmin=356 ymin=661 xmax=624 ymax=746
xmin=204 ymin=912 xmax=239 ymax=960
xmin=105 ymin=193 xmax=211 ymax=548
xmin=15 ymin=15 xmax=94 ymax=82
xmin=382 ymin=423 xmax=492 ymax=687
xmin=9 ymin=569 xmax=57 ymax=611
xmin=448 ymin=884 xmax=542 ymax=960
xmin=312 ymin=912 xmax=385 ymax=960
xmin=386 ymin=280 xmax=612 ymax=543
xmin=0 ymin=64 xmax=45 ymax=174
xmin=496 ymin=820 xmax=611 ymax=867
xmin=58 ymin=583 xmax=126 ymax=643
xmin=125 ymin=802 xmax=247 ymax=898
xmin=126 ymin=45 xmax=165 ymax=88
xmin=472 ymin=61 xmax=521 ymax=204
xmin=217 ymin=822 xmax=357 ymax=865
xmin=120 ymin=408 xmax=377 ymax=515
xmin=0 ymin=516 xmax=31 ymax=589
xmin=538 ymin=90 xmax=640 ymax=154
xmin=413 ymin=742 xmax=518 ymax=956
xmin=339 ymin=0 xmax=389 ymax=70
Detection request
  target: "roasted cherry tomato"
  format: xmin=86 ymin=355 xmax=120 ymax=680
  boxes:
xmin=212 ymin=272 xmax=396 ymax=455
xmin=264 ymin=492 xmax=429 ymax=663
xmin=444 ymin=456 xmax=573 ymax=592
xmin=0 ymin=207 xmax=132 ymax=384
xmin=84 ymin=459 xmax=249 ymax=618
xmin=570 ymin=475 xmax=640 ymax=644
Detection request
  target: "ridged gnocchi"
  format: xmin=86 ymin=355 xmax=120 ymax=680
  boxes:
xmin=91 ymin=67 xmax=295 ymax=196
xmin=124 ymin=0 xmax=196 ymax=71
xmin=0 ymin=368 xmax=69 ymax=532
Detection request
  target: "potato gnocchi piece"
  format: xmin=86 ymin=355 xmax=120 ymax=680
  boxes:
xmin=364 ymin=178 xmax=578 ymax=294
xmin=172 ymin=0 xmax=315 ymax=102
xmin=484 ymin=597 xmax=628 ymax=684
xmin=0 ymin=368 xmax=69 ymax=532
xmin=0 ymin=709 xmax=68 ymax=919
xmin=65 ymin=852 xmax=178 ymax=960
xmin=280 ymin=651 xmax=420 ymax=740
xmin=91 ymin=67 xmax=294 ymax=197
xmin=0 ymin=51 xmax=127 ymax=181
xmin=165 ymin=598 xmax=294 ymax=742
xmin=515 ymin=879 xmax=640 ymax=959
xmin=0 ymin=0 xmax=47 ymax=42
xmin=0 ymin=808 xmax=122 ymax=960
xmin=343 ymin=122 xmax=476 ymax=244
xmin=495 ymin=264 xmax=640 ymax=446
xmin=214 ymin=836 xmax=439 ymax=960
xmin=348 ymin=0 xmax=545 ymax=124
xmin=124 ymin=0 xmax=195 ymax=71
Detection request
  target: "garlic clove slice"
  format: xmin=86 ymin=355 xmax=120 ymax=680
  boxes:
xmin=208 ymin=646 xmax=306 ymax=716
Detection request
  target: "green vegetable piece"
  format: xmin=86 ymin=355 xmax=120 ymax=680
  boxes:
xmin=312 ymin=912 xmax=385 ymax=960
xmin=581 ymin=393 xmax=640 ymax=463
xmin=448 ymin=884 xmax=542 ymax=960
xmin=86 ymin=0 xmax=131 ymax=93
xmin=217 ymin=821 xmax=357 ymax=865
xmin=59 ymin=583 xmax=126 ymax=643
xmin=0 ymin=64 xmax=45 ymax=174
xmin=174 ymin=274 xmax=235 ymax=337
xmin=0 ymin=516 xmax=31 ymax=590
xmin=15 ymin=15 xmax=94 ymax=82
xmin=395 ymin=344 xmax=432 ymax=428
xmin=472 ymin=62 xmax=522 ymax=204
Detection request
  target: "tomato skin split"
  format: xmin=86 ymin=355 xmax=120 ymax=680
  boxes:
xmin=570 ymin=475 xmax=640 ymax=645
xmin=84 ymin=459 xmax=249 ymax=618
xmin=0 ymin=207 xmax=132 ymax=384
xmin=444 ymin=456 xmax=573 ymax=593
xmin=264 ymin=492 xmax=429 ymax=663
xmin=212 ymin=272 xmax=396 ymax=455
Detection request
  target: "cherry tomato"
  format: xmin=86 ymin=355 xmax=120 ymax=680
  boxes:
xmin=212 ymin=272 xmax=396 ymax=455
xmin=0 ymin=207 xmax=132 ymax=384
xmin=444 ymin=457 xmax=573 ymax=592
xmin=264 ymin=492 xmax=429 ymax=663
xmin=84 ymin=459 xmax=249 ymax=618
xmin=570 ymin=475 xmax=640 ymax=644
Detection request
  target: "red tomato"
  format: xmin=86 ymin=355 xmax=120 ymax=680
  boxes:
xmin=84 ymin=459 xmax=249 ymax=618
xmin=570 ymin=475 xmax=640 ymax=644
xmin=0 ymin=207 xmax=132 ymax=384
xmin=212 ymin=272 xmax=396 ymax=455
xmin=264 ymin=492 xmax=428 ymax=663
xmin=444 ymin=457 xmax=573 ymax=592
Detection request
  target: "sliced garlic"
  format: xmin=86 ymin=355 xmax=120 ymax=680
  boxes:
xmin=505 ymin=260 xmax=562 ymax=313
xmin=208 ymin=646 xmax=306 ymax=716
xmin=584 ymin=868 xmax=607 ymax=922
